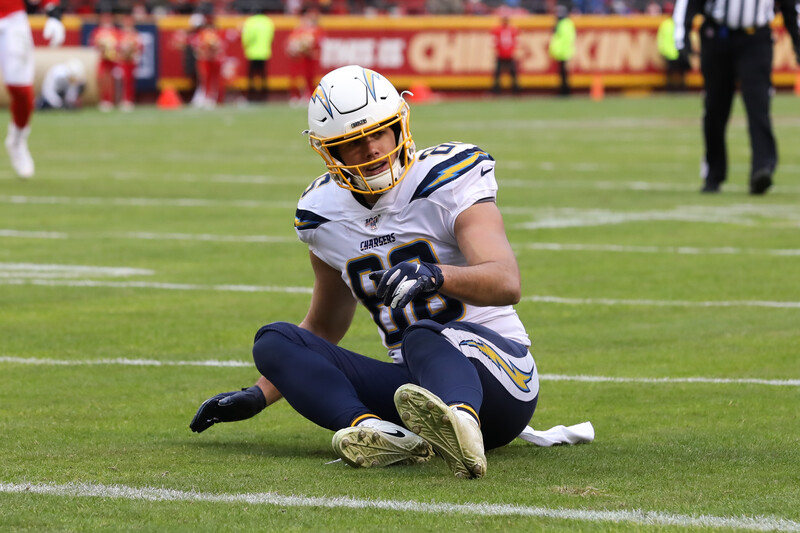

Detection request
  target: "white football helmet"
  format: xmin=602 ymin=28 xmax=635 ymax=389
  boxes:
xmin=66 ymin=59 xmax=86 ymax=84
xmin=306 ymin=65 xmax=416 ymax=194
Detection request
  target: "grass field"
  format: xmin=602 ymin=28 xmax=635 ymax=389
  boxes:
xmin=1 ymin=92 xmax=799 ymax=532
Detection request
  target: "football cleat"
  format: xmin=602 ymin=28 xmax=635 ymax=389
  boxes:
xmin=394 ymin=384 xmax=487 ymax=479
xmin=332 ymin=419 xmax=434 ymax=469
xmin=5 ymin=123 xmax=34 ymax=179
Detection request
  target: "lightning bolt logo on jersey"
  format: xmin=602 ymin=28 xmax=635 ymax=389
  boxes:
xmin=294 ymin=142 xmax=530 ymax=363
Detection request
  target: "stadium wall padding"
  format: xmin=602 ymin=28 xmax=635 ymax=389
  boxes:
xmin=3 ymin=14 xmax=798 ymax=107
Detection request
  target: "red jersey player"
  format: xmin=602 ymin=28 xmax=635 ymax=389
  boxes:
xmin=117 ymin=14 xmax=143 ymax=111
xmin=192 ymin=16 xmax=226 ymax=108
xmin=286 ymin=8 xmax=323 ymax=105
xmin=490 ymin=15 xmax=519 ymax=94
xmin=91 ymin=10 xmax=120 ymax=111
xmin=1 ymin=0 xmax=65 ymax=178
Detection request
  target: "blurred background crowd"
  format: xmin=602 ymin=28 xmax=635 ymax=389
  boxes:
xmin=32 ymin=0 xmax=681 ymax=19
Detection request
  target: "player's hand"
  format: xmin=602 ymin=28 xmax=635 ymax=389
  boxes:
xmin=43 ymin=6 xmax=65 ymax=47
xmin=369 ymin=261 xmax=444 ymax=309
xmin=189 ymin=385 xmax=266 ymax=433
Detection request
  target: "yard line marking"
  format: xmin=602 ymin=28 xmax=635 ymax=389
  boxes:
xmin=1 ymin=357 xmax=797 ymax=387
xmin=0 ymin=263 xmax=153 ymax=278
xmin=119 ymin=232 xmax=294 ymax=243
xmin=2 ymin=277 xmax=798 ymax=308
xmin=0 ymin=229 xmax=295 ymax=244
xmin=0 ymin=229 xmax=68 ymax=239
xmin=55 ymin=170 xmax=308 ymax=185
xmin=522 ymin=295 xmax=800 ymax=309
xmin=518 ymin=242 xmax=800 ymax=256
xmin=541 ymin=374 xmax=800 ymax=387
xmin=505 ymin=204 xmax=800 ymax=229
xmin=501 ymin=178 xmax=800 ymax=193
xmin=4 ymin=228 xmax=799 ymax=256
xmin=0 ymin=356 xmax=252 ymax=367
xmin=5 ymin=228 xmax=800 ymax=256
xmin=1 ymin=482 xmax=798 ymax=532
xmin=0 ymin=278 xmax=313 ymax=293
xmin=0 ymin=195 xmax=295 ymax=209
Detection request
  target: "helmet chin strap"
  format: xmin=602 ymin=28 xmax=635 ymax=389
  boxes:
xmin=363 ymin=157 xmax=403 ymax=193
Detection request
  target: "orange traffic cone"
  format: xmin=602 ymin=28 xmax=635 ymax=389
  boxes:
xmin=590 ymin=75 xmax=604 ymax=101
xmin=794 ymin=71 xmax=800 ymax=97
xmin=406 ymin=81 xmax=433 ymax=103
xmin=157 ymin=85 xmax=183 ymax=109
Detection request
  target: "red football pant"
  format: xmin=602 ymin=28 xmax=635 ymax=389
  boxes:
xmin=120 ymin=61 xmax=136 ymax=103
xmin=6 ymin=85 xmax=34 ymax=128
xmin=97 ymin=59 xmax=118 ymax=104
xmin=197 ymin=60 xmax=223 ymax=103
xmin=289 ymin=57 xmax=318 ymax=99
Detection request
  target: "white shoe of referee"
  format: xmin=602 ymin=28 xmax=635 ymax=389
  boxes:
xmin=332 ymin=418 xmax=434 ymax=468
xmin=394 ymin=383 xmax=487 ymax=479
xmin=5 ymin=122 xmax=34 ymax=179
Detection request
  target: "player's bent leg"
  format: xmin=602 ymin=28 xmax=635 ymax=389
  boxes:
xmin=332 ymin=418 xmax=433 ymax=468
xmin=432 ymin=320 xmax=540 ymax=450
xmin=252 ymin=322 xmax=411 ymax=431
xmin=394 ymin=384 xmax=486 ymax=479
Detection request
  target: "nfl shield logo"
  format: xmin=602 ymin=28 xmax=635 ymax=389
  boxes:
xmin=365 ymin=215 xmax=380 ymax=231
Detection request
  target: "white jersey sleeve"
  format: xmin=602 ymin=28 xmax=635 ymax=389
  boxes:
xmin=410 ymin=142 xmax=498 ymax=236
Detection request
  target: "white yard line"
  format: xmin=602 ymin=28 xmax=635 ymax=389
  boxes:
xmin=0 ymin=278 xmax=313 ymax=293
xmin=0 ymin=195 xmax=294 ymax=209
xmin=521 ymin=295 xmax=800 ymax=309
xmin=0 ymin=263 xmax=153 ymax=278
xmin=0 ymin=356 xmax=252 ymax=367
xmin=4 ymin=229 xmax=800 ymax=256
xmin=0 ymin=482 xmax=797 ymax=531
xmin=2 ymin=277 xmax=799 ymax=308
xmin=0 ymin=229 xmax=295 ymax=243
xmin=1 ymin=357 xmax=797 ymax=387
xmin=518 ymin=242 xmax=800 ymax=256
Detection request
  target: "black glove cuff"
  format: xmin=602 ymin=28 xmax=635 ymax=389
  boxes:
xmin=45 ymin=4 xmax=63 ymax=20
xmin=243 ymin=385 xmax=267 ymax=411
xmin=425 ymin=262 xmax=444 ymax=291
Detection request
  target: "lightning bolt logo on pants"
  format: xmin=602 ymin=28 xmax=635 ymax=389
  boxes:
xmin=459 ymin=339 xmax=534 ymax=393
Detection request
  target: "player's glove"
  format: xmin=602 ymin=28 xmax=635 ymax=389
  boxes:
xmin=189 ymin=385 xmax=266 ymax=433
xmin=369 ymin=261 xmax=444 ymax=309
xmin=43 ymin=5 xmax=66 ymax=47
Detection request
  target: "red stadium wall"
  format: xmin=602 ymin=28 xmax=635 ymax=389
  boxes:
xmin=29 ymin=14 xmax=800 ymax=95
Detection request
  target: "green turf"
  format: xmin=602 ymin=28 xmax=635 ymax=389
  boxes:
xmin=1 ymin=93 xmax=799 ymax=532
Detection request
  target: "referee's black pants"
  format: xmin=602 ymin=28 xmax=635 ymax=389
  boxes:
xmin=700 ymin=23 xmax=776 ymax=186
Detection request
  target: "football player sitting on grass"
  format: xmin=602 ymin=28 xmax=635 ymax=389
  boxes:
xmin=191 ymin=65 xmax=541 ymax=479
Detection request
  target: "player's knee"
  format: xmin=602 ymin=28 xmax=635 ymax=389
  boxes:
xmin=252 ymin=322 xmax=304 ymax=374
xmin=401 ymin=319 xmax=445 ymax=365
xmin=402 ymin=319 xmax=442 ymax=339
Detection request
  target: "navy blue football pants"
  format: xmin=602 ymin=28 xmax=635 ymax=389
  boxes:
xmin=252 ymin=319 xmax=538 ymax=450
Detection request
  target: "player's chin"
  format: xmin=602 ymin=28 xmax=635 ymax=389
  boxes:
xmin=363 ymin=163 xmax=388 ymax=177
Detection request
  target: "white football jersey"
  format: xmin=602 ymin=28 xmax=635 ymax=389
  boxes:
xmin=295 ymin=142 xmax=530 ymax=362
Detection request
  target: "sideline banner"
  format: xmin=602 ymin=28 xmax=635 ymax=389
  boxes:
xmin=27 ymin=15 xmax=800 ymax=93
